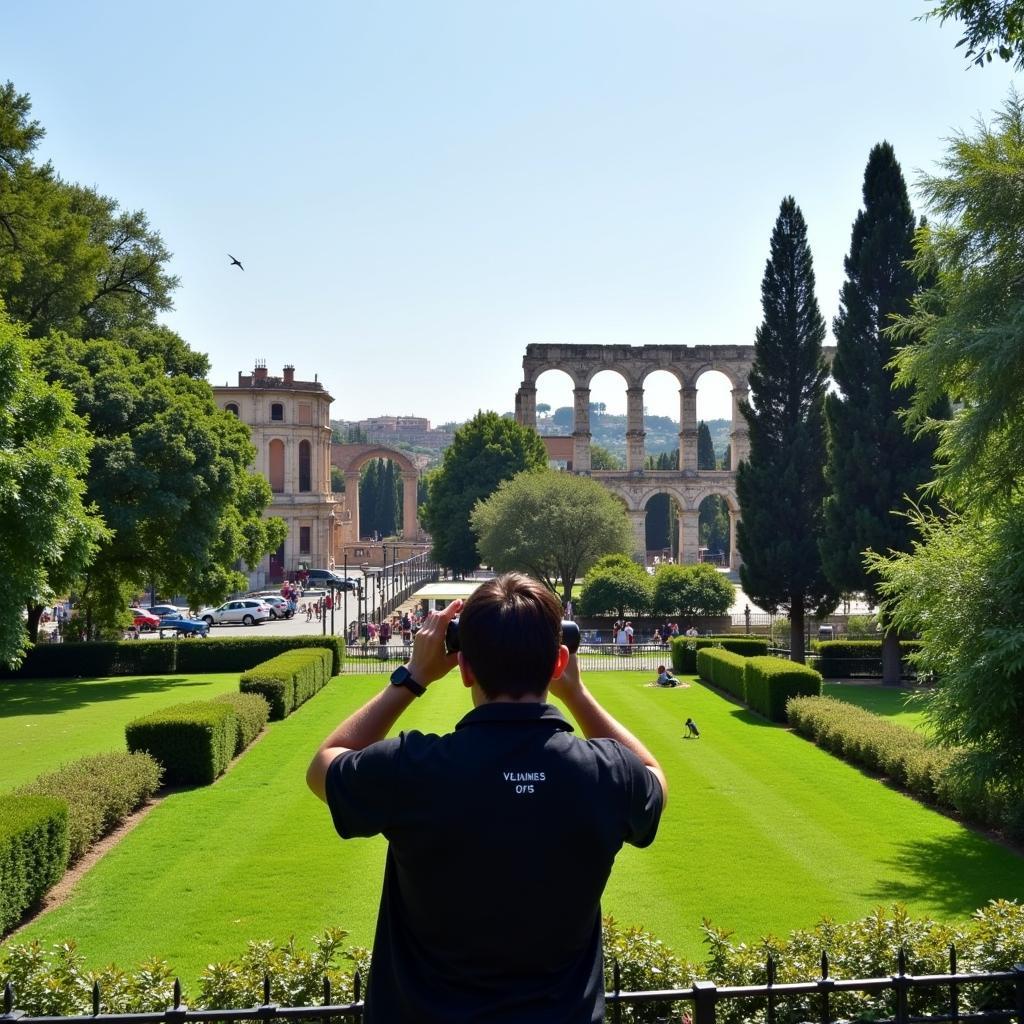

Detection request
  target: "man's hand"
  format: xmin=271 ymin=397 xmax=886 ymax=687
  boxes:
xmin=548 ymin=650 xmax=581 ymax=704
xmin=406 ymin=599 xmax=462 ymax=688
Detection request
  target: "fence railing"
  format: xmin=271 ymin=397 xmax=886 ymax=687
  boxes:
xmin=4 ymin=954 xmax=1022 ymax=1024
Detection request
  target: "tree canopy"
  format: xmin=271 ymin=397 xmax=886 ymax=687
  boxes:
xmin=472 ymin=470 xmax=632 ymax=601
xmin=578 ymin=555 xmax=652 ymax=620
xmin=923 ymin=1 xmax=1024 ymax=69
xmin=736 ymin=196 xmax=834 ymax=661
xmin=0 ymin=305 xmax=106 ymax=664
xmin=422 ymin=412 xmax=547 ymax=574
xmin=651 ymin=563 xmax=735 ymax=619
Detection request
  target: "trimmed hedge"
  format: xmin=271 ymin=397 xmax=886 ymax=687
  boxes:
xmin=0 ymin=635 xmax=344 ymax=679
xmin=0 ymin=796 xmax=69 ymax=936
xmin=239 ymin=648 xmax=333 ymax=720
xmin=15 ymin=752 xmax=162 ymax=863
xmin=743 ymin=657 xmax=821 ymax=723
xmin=214 ymin=692 xmax=271 ymax=756
xmin=787 ymin=696 xmax=953 ymax=802
xmin=815 ymin=639 xmax=924 ymax=679
xmin=126 ymin=702 xmax=237 ymax=786
xmin=671 ymin=636 xmax=768 ymax=674
xmin=695 ymin=647 xmax=748 ymax=700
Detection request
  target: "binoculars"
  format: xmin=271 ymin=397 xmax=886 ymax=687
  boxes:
xmin=445 ymin=618 xmax=581 ymax=655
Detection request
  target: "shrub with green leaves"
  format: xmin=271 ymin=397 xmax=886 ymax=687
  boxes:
xmin=15 ymin=753 xmax=162 ymax=863
xmin=213 ymin=692 xmax=270 ymax=756
xmin=671 ymin=636 xmax=768 ymax=674
xmin=744 ymin=657 xmax=821 ymax=722
xmin=695 ymin=647 xmax=748 ymax=700
xmin=239 ymin=648 xmax=333 ymax=720
xmin=0 ymin=796 xmax=68 ymax=936
xmin=603 ymin=916 xmax=687 ymax=1023
xmin=0 ymin=636 xmax=345 ymax=680
xmin=125 ymin=702 xmax=236 ymax=786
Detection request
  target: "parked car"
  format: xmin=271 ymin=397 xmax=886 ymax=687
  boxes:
xmin=197 ymin=599 xmax=271 ymax=627
xmin=146 ymin=604 xmax=189 ymax=619
xmin=304 ymin=569 xmax=359 ymax=591
xmin=128 ymin=608 xmax=161 ymax=631
xmin=260 ymin=595 xmax=294 ymax=620
xmin=157 ymin=615 xmax=209 ymax=638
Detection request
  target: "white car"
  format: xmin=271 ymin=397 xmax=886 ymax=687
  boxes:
xmin=198 ymin=599 xmax=272 ymax=627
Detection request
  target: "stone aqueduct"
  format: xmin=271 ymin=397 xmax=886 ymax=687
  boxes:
xmin=514 ymin=343 xmax=757 ymax=568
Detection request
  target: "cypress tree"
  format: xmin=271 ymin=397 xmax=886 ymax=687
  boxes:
xmin=821 ymin=142 xmax=937 ymax=682
xmin=736 ymin=196 xmax=834 ymax=662
xmin=697 ymin=422 xmax=717 ymax=470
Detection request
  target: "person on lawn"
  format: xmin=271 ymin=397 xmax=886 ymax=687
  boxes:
xmin=306 ymin=572 xmax=666 ymax=1023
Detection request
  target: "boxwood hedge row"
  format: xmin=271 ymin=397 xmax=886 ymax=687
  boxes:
xmin=239 ymin=648 xmax=333 ymax=720
xmin=744 ymin=657 xmax=822 ymax=722
xmin=671 ymin=635 xmax=768 ymax=674
xmin=214 ymin=693 xmax=271 ymax=756
xmin=126 ymin=702 xmax=238 ymax=786
xmin=695 ymin=647 xmax=747 ymax=700
xmin=814 ymin=639 xmax=923 ymax=678
xmin=0 ymin=796 xmax=68 ymax=936
xmin=0 ymin=636 xmax=344 ymax=679
xmin=15 ymin=752 xmax=162 ymax=863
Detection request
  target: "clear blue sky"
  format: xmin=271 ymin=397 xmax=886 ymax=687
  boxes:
xmin=4 ymin=1 xmax=1016 ymax=424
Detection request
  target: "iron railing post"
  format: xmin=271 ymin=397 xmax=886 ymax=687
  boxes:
xmin=612 ymin=959 xmax=622 ymax=1024
xmin=894 ymin=946 xmax=909 ymax=1024
xmin=693 ymin=979 xmax=718 ymax=1024
xmin=1013 ymin=963 xmax=1024 ymax=1024
xmin=1 ymin=982 xmax=25 ymax=1023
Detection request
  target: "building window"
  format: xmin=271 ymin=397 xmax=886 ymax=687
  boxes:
xmin=225 ymin=403 xmax=239 ymax=416
xmin=269 ymin=439 xmax=285 ymax=493
xmin=299 ymin=440 xmax=312 ymax=492
xmin=271 ymin=402 xmax=284 ymax=421
xmin=299 ymin=526 xmax=311 ymax=555
xmin=298 ymin=402 xmax=312 ymax=425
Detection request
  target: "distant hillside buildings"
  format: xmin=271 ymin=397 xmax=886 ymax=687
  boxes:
xmin=338 ymin=416 xmax=455 ymax=451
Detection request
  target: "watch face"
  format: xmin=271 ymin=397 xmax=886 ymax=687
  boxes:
xmin=390 ymin=666 xmax=410 ymax=686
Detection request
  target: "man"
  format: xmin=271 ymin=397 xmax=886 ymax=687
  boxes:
xmin=307 ymin=573 xmax=666 ymax=1023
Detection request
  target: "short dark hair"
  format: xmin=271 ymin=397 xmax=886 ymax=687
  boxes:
xmin=459 ymin=573 xmax=563 ymax=699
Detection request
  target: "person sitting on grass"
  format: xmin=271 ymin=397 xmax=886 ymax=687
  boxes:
xmin=685 ymin=717 xmax=700 ymax=739
xmin=655 ymin=665 xmax=679 ymax=687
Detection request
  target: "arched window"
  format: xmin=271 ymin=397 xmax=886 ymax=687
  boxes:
xmin=299 ymin=440 xmax=312 ymax=492
xmin=271 ymin=402 xmax=284 ymax=421
xmin=269 ymin=439 xmax=285 ymax=493
xmin=225 ymin=403 xmax=239 ymax=416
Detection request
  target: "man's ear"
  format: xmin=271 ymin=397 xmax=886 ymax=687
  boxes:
xmin=550 ymin=644 xmax=570 ymax=682
xmin=457 ymin=651 xmax=476 ymax=689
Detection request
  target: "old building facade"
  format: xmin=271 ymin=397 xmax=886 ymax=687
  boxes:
xmin=215 ymin=362 xmax=338 ymax=587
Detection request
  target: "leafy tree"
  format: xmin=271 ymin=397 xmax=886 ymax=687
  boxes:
xmin=736 ymin=197 xmax=834 ymax=662
xmin=923 ymin=0 xmax=1024 ymax=69
xmin=697 ymin=421 xmax=716 ymax=470
xmin=721 ymin=443 xmax=731 ymax=471
xmin=472 ymin=470 xmax=632 ymax=602
xmin=32 ymin=335 xmax=285 ymax=629
xmin=589 ymin=443 xmax=623 ymax=470
xmin=330 ymin=466 xmax=345 ymax=493
xmin=652 ymin=562 xmax=735 ymax=618
xmin=422 ymin=412 xmax=547 ymax=574
xmin=579 ymin=556 xmax=653 ymax=619
xmin=821 ymin=144 xmax=938 ymax=681
xmin=0 ymin=83 xmax=178 ymax=342
xmin=873 ymin=94 xmax=1024 ymax=815
xmin=536 ymin=403 xmax=551 ymax=416
xmin=699 ymin=497 xmax=730 ymax=558
xmin=0 ymin=306 xmax=106 ymax=664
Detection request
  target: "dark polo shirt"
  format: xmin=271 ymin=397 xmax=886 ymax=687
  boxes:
xmin=325 ymin=701 xmax=663 ymax=1024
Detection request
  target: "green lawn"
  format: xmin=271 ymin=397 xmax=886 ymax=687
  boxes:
xmin=823 ymin=682 xmax=932 ymax=733
xmin=4 ymin=672 xmax=1022 ymax=985
xmin=0 ymin=674 xmax=242 ymax=789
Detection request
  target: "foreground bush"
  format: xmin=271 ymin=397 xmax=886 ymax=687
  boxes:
xmin=0 ymin=636 xmax=345 ymax=679
xmin=671 ymin=636 xmax=768 ymax=674
xmin=695 ymin=647 xmax=747 ymax=700
xmin=126 ymin=702 xmax=236 ymax=786
xmin=15 ymin=753 xmax=162 ymax=863
xmin=2 ymin=904 xmax=1022 ymax=1019
xmin=214 ymin=692 xmax=270 ymax=756
xmin=239 ymin=648 xmax=332 ymax=720
xmin=744 ymin=657 xmax=821 ymax=723
xmin=0 ymin=796 xmax=68 ymax=936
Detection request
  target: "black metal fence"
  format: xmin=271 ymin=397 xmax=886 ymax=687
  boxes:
xmin=5 ymin=954 xmax=1022 ymax=1024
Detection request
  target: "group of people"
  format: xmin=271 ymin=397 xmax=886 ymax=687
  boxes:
xmin=610 ymin=620 xmax=700 ymax=650
xmin=349 ymin=609 xmax=423 ymax=651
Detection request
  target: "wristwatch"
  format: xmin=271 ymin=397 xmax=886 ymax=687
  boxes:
xmin=390 ymin=665 xmax=426 ymax=697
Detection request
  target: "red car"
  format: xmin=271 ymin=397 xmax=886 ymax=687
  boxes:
xmin=128 ymin=608 xmax=160 ymax=631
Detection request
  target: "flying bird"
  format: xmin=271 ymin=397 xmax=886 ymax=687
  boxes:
xmin=228 ymin=254 xmax=244 ymax=271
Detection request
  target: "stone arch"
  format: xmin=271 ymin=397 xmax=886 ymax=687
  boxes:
xmin=331 ymin=443 xmax=421 ymax=541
